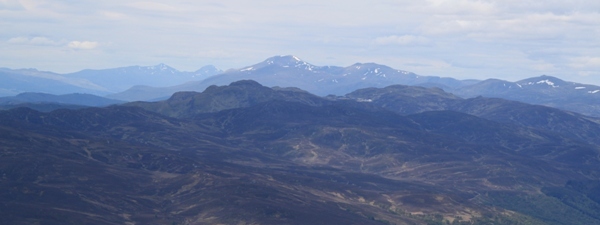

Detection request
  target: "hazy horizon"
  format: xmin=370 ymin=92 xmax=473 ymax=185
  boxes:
xmin=2 ymin=1 xmax=599 ymax=85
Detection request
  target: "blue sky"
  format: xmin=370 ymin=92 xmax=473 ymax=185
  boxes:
xmin=1 ymin=0 xmax=599 ymax=85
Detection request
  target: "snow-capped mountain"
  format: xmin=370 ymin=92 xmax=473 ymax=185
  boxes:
xmin=516 ymin=75 xmax=600 ymax=95
xmin=239 ymin=55 xmax=319 ymax=72
xmin=455 ymin=75 xmax=600 ymax=116
xmin=109 ymin=56 xmax=600 ymax=116
xmin=457 ymin=75 xmax=600 ymax=97
xmin=4 ymin=55 xmax=599 ymax=117
xmin=188 ymin=55 xmax=474 ymax=97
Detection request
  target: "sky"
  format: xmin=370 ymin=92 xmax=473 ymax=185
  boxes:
xmin=1 ymin=0 xmax=600 ymax=85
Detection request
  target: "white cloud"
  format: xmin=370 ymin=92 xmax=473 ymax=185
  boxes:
xmin=424 ymin=0 xmax=497 ymax=15
xmin=67 ymin=41 xmax=99 ymax=50
xmin=7 ymin=36 xmax=61 ymax=46
xmin=569 ymin=57 xmax=600 ymax=69
xmin=374 ymin=35 xmax=430 ymax=46
xmin=8 ymin=37 xmax=101 ymax=50
xmin=7 ymin=37 xmax=31 ymax=44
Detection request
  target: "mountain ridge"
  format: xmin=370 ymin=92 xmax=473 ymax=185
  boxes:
xmin=454 ymin=75 xmax=600 ymax=116
xmin=0 ymin=92 xmax=124 ymax=106
xmin=0 ymin=63 xmax=222 ymax=97
xmin=66 ymin=63 xmax=222 ymax=93
xmin=3 ymin=56 xmax=600 ymax=117
xmin=109 ymin=55 xmax=477 ymax=101
xmin=2 ymin=80 xmax=600 ymax=224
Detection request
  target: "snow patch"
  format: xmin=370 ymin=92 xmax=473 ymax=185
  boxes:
xmin=536 ymin=79 xmax=558 ymax=88
xmin=575 ymin=87 xmax=586 ymax=90
xmin=589 ymin=90 xmax=600 ymax=94
xmin=240 ymin=67 xmax=254 ymax=71
xmin=356 ymin=98 xmax=372 ymax=102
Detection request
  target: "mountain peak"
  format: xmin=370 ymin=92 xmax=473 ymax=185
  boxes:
xmin=195 ymin=65 xmax=220 ymax=73
xmin=229 ymin=79 xmax=264 ymax=87
xmin=267 ymin=55 xmax=302 ymax=62
xmin=517 ymin=75 xmax=567 ymax=88
xmin=193 ymin=65 xmax=222 ymax=78
xmin=520 ymin=75 xmax=564 ymax=82
xmin=238 ymin=55 xmax=316 ymax=72
xmin=263 ymin=55 xmax=310 ymax=66
xmin=146 ymin=63 xmax=176 ymax=71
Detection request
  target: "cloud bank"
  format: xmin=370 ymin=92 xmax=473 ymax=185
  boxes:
xmin=67 ymin=41 xmax=99 ymax=50
xmin=8 ymin=36 xmax=60 ymax=46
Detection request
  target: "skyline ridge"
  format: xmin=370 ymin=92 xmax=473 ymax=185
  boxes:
xmin=2 ymin=54 xmax=598 ymax=86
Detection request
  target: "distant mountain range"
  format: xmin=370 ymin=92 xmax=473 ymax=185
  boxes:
xmin=108 ymin=55 xmax=480 ymax=101
xmin=2 ymin=55 xmax=600 ymax=116
xmin=111 ymin=55 xmax=600 ymax=117
xmin=0 ymin=64 xmax=221 ymax=96
xmin=454 ymin=75 xmax=600 ymax=117
xmin=66 ymin=64 xmax=221 ymax=93
xmin=3 ymin=80 xmax=600 ymax=224
xmin=0 ymin=68 xmax=110 ymax=96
